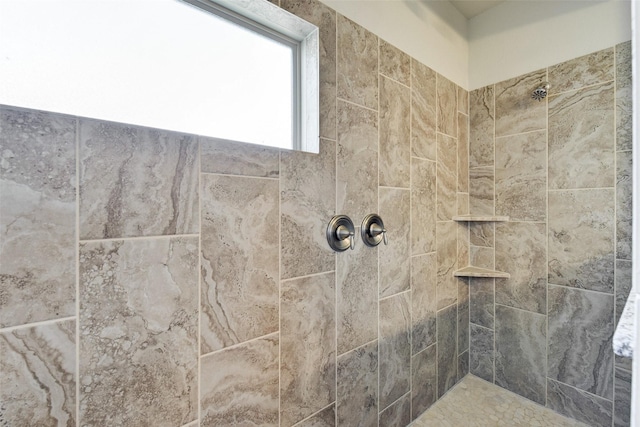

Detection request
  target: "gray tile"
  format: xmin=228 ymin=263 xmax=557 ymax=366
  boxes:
xmin=548 ymin=189 xmax=614 ymax=293
xmin=79 ymin=119 xmax=199 ymax=239
xmin=281 ymin=272 xmax=336 ymax=426
xmin=379 ymin=393 xmax=411 ymax=427
xmin=495 ymin=222 xmax=547 ymax=314
xmin=411 ymin=344 xmax=437 ymax=420
xmin=437 ymin=133 xmax=457 ymax=221
xmin=458 ymin=278 xmax=470 ymax=355
xmin=437 ymin=74 xmax=457 ymax=138
xmin=548 ymin=82 xmax=615 ymax=189
xmin=379 ymin=188 xmax=410 ymax=298
xmin=411 ymin=254 xmax=437 ymax=355
xmin=469 ymin=167 xmax=494 ymax=216
xmin=0 ymin=107 xmax=76 ymax=328
xmin=200 ymin=334 xmax=279 ymax=426
xmin=79 ymin=237 xmax=199 ymax=426
xmin=436 ymin=221 xmax=458 ymax=310
xmin=470 ymin=278 xmax=494 ymax=329
xmin=295 ymin=404 xmax=335 ymax=427
xmin=379 ymin=39 xmax=410 ymax=86
xmin=470 ymin=324 xmax=494 ymax=383
xmin=437 ymin=304 xmax=458 ymax=397
xmin=458 ymin=351 xmax=469 ymax=382
xmin=469 ymin=86 xmax=495 ymax=168
xmin=280 ymin=139 xmax=335 ymax=280
xmin=548 ymin=285 xmax=614 ymax=399
xmin=616 ymin=41 xmax=632 ymax=151
xmin=200 ymin=174 xmax=279 ymax=353
xmin=458 ymin=112 xmax=469 ymax=193
xmin=411 ymin=158 xmax=436 ymax=255
xmin=547 ymin=379 xmax=613 ymax=426
xmin=495 ymin=69 xmax=547 ymax=137
xmin=470 ymin=246 xmax=494 ymax=270
xmin=0 ymin=320 xmax=76 ymax=426
xmin=380 ymin=76 xmax=411 ymax=188
xmin=337 ymin=341 xmax=378 ymax=427
xmin=495 ymin=130 xmax=546 ymax=221
xmin=614 ymin=367 xmax=632 ymax=427
xmin=615 ymin=260 xmax=632 ymax=327
xmin=617 ymin=150 xmax=632 ymax=260
xmin=200 ymin=136 xmax=279 ymax=177
xmin=379 ymin=292 xmax=411 ymax=409
xmin=495 ymin=305 xmax=546 ymax=405
xmin=411 ymin=60 xmax=437 ymax=161
xmin=549 ymin=48 xmax=614 ymax=93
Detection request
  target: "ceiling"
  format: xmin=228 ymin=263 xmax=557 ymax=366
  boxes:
xmin=449 ymin=0 xmax=506 ymax=19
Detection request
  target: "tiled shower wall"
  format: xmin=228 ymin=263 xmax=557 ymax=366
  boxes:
xmin=0 ymin=0 xmax=471 ymax=425
xmin=467 ymin=42 xmax=633 ymax=426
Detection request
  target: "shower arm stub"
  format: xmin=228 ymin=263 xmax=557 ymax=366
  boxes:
xmin=361 ymin=214 xmax=388 ymax=247
xmin=326 ymin=215 xmax=355 ymax=252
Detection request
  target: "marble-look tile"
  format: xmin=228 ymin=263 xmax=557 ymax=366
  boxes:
xmin=548 ymin=285 xmax=614 ymax=399
xmin=281 ymin=272 xmax=336 ymax=427
xmin=470 ymin=246 xmax=493 ymax=270
xmin=470 ymin=278 xmax=494 ymax=329
xmin=411 ymin=344 xmax=437 ymax=420
xmin=457 ymin=192 xmax=469 ymax=216
xmin=379 ymin=188 xmax=410 ymax=298
xmin=379 ymin=39 xmax=410 ymax=86
xmin=615 ymin=352 xmax=633 ymax=375
xmin=79 ymin=119 xmax=199 ymax=239
xmin=0 ymin=320 xmax=76 ymax=426
xmin=337 ymin=15 xmax=378 ymax=110
xmin=200 ymin=136 xmax=279 ymax=177
xmin=470 ymin=222 xmax=494 ymax=248
xmin=200 ymin=174 xmax=279 ymax=353
xmin=457 ymin=221 xmax=470 ymax=270
xmin=200 ymin=333 xmax=279 ymax=426
xmin=337 ymin=341 xmax=378 ymax=427
xmin=614 ymin=367 xmax=632 ymax=427
xmin=437 ymin=74 xmax=457 ymax=137
xmin=458 ymin=278 xmax=470 ymax=354
xmin=458 ymin=112 xmax=469 ymax=193
xmin=616 ymin=41 xmax=633 ymax=151
xmin=0 ymin=107 xmax=76 ymax=328
xmin=548 ymin=189 xmax=614 ymax=293
xmin=379 ymin=393 xmax=411 ymax=427
xmin=411 ymin=254 xmax=437 ymax=355
xmin=458 ymin=351 xmax=469 ymax=382
xmin=548 ymin=82 xmax=615 ymax=190
xmin=470 ymin=324 xmax=494 ymax=383
xmin=495 ymin=222 xmax=546 ymax=314
xmin=379 ymin=292 xmax=411 ymax=409
xmin=458 ymin=87 xmax=469 ymax=114
xmin=282 ymin=0 xmax=337 ymax=139
xmin=411 ymin=59 xmax=437 ymax=161
xmin=436 ymin=221 xmax=458 ymax=310
xmin=79 ymin=237 xmax=199 ymax=426
xmin=295 ymin=404 xmax=335 ymax=427
xmin=379 ymin=76 xmax=411 ymax=188
xmin=337 ymin=240 xmax=377 ymax=355
xmin=469 ymin=86 xmax=494 ymax=168
xmin=549 ymin=48 xmax=614 ymax=93
xmin=469 ymin=167 xmax=494 ymax=216
xmin=617 ymin=150 xmax=632 ymax=260
xmin=615 ymin=260 xmax=632 ymax=326
xmin=337 ymin=100 xmax=378 ymax=222
xmin=437 ymin=304 xmax=458 ymax=398
xmin=495 ymin=69 xmax=547 ymax=137
xmin=280 ymin=139 xmax=335 ymax=280
xmin=494 ymin=305 xmax=546 ymax=404
xmin=437 ymin=133 xmax=457 ymax=221
xmin=411 ymin=158 xmax=436 ymax=255
xmin=546 ymin=379 xmax=613 ymax=427
xmin=495 ymin=130 xmax=546 ymax=221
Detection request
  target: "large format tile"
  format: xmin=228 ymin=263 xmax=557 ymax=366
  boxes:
xmin=296 ymin=405 xmax=335 ymax=427
xmin=437 ymin=133 xmax=457 ymax=221
xmin=494 ymin=69 xmax=547 ymax=137
xmin=337 ymin=100 xmax=378 ymax=222
xmin=470 ymin=278 xmax=494 ymax=329
xmin=379 ymin=188 xmax=410 ymax=298
xmin=548 ymin=285 xmax=614 ymax=399
xmin=437 ymin=74 xmax=457 ymax=137
xmin=617 ymin=150 xmax=632 ymax=260
xmin=0 ymin=320 xmax=76 ymax=426
xmin=614 ymin=367 xmax=632 ymax=427
xmin=616 ymin=41 xmax=633 ymax=151
xmin=495 ymin=222 xmax=546 ymax=314
xmin=458 ymin=112 xmax=469 ymax=193
xmin=280 ymin=139 xmax=335 ymax=280
xmin=458 ymin=278 xmax=470 ymax=355
xmin=379 ymin=292 xmax=411 ymax=409
xmin=79 ymin=119 xmax=199 ymax=239
xmin=469 ymin=167 xmax=494 ymax=216
xmin=616 ymin=260 xmax=632 ymax=326
xmin=411 ymin=60 xmax=437 ymax=160
xmin=379 ymin=393 xmax=411 ymax=427
xmin=200 ymin=136 xmax=279 ymax=177
xmin=495 ymin=130 xmax=546 ymax=221
xmin=336 ymin=15 xmax=378 ymax=110
xmin=200 ymin=174 xmax=279 ymax=353
xmin=548 ymin=189 xmax=615 ymax=293
xmin=436 ymin=221 xmax=458 ymax=310
xmin=546 ymin=379 xmax=613 ymax=427
xmin=548 ymin=82 xmax=615 ymax=189
xmin=281 ymin=272 xmax=336 ymax=426
xmin=458 ymin=88 xmax=469 ymax=114
xmin=411 ymin=253 xmax=437 ymax=355
xmin=337 ymin=341 xmax=378 ymax=427
xmin=437 ymin=304 xmax=458 ymax=398
xmin=495 ymin=305 xmax=546 ymax=404
xmin=379 ymin=39 xmax=410 ymax=86
xmin=469 ymin=86 xmax=494 ymax=168
xmin=411 ymin=158 xmax=436 ymax=255
xmin=379 ymin=76 xmax=411 ymax=188
xmin=0 ymin=107 xmax=76 ymax=328
xmin=79 ymin=237 xmax=199 ymax=426
xmin=411 ymin=344 xmax=437 ymax=420
xmin=470 ymin=324 xmax=494 ymax=383
xmin=200 ymin=334 xmax=279 ymax=426
xmin=549 ymin=48 xmax=614 ymax=93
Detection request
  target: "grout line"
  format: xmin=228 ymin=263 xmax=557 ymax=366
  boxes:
xmin=79 ymin=234 xmax=200 ymax=244
xmin=197 ymin=138 xmax=202 ymax=424
xmin=547 ymin=282 xmax=615 ymax=297
xmin=494 ymin=303 xmax=546 ymax=317
xmin=494 ymin=127 xmax=547 ymax=140
xmin=378 ymin=391 xmax=411 ymax=417
xmin=336 ymin=96 xmax=378 ymax=113
xmin=280 ymin=269 xmax=336 ymax=284
xmin=199 ymin=171 xmax=279 ymax=181
xmin=378 ymin=185 xmax=411 ymax=191
xmin=291 ymin=401 xmax=335 ymax=426
xmin=379 ymin=71 xmax=411 ymax=90
xmin=611 ymin=44 xmax=618 ymax=427
xmin=0 ymin=315 xmax=78 ymax=334
xmin=75 ymin=116 xmax=81 ymax=425
xmin=548 ymin=377 xmax=614 ymax=404
xmin=545 ymin=65 xmax=550 ymax=407
xmin=547 ymin=187 xmax=615 ymax=192
xmin=337 ymin=337 xmax=379 ymax=359
xmin=200 ymin=331 xmax=280 ymax=360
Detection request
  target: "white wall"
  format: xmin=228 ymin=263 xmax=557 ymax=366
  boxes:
xmin=319 ymin=0 xmax=469 ymax=88
xmin=469 ymin=0 xmax=632 ymax=89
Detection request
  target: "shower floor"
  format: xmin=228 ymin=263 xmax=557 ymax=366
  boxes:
xmin=411 ymin=375 xmax=590 ymax=427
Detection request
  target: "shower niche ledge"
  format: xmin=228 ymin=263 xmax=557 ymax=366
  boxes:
xmin=452 ymin=215 xmax=509 ymax=222
xmin=454 ymin=266 xmax=510 ymax=279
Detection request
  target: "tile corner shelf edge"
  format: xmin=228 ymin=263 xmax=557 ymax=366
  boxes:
xmin=454 ymin=266 xmax=511 ymax=279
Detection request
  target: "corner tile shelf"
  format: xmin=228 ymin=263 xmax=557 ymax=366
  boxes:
xmin=454 ymin=266 xmax=510 ymax=279
xmin=452 ymin=215 xmax=509 ymax=222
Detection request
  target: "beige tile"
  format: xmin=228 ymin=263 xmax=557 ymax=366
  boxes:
xmin=200 ymin=175 xmax=279 ymax=354
xmin=549 ymin=82 xmax=615 ymax=189
xmin=469 ymin=167 xmax=494 ymax=216
xmin=379 ymin=292 xmax=411 ymax=409
xmin=379 ymin=39 xmax=410 ymax=86
xmin=379 ymin=188 xmax=410 ymax=298
xmin=458 ymin=112 xmax=469 ymax=193
xmin=616 ymin=41 xmax=633 ymax=151
xmin=458 ymin=87 xmax=469 ymax=114
xmin=379 ymin=76 xmax=411 ymax=188
xmin=337 ymin=341 xmax=378 ymax=426
xmin=617 ymin=150 xmax=632 ymax=260
xmin=0 ymin=320 xmax=76 ymax=426
xmin=470 ymin=278 xmax=494 ymax=329
xmin=411 ymin=59 xmax=437 ymax=160
xmin=495 ymin=69 xmax=547 ymax=137
xmin=437 ymin=74 xmax=457 ymax=137
xmin=470 ymin=222 xmax=494 ymax=248
xmin=457 ymin=193 xmax=469 ymax=216
xmin=79 ymin=237 xmax=199 ymax=426
xmin=281 ymin=272 xmax=336 ymax=426
xmin=437 ymin=133 xmax=457 ymax=221
xmin=411 ymin=157 xmax=436 ymax=255
xmin=470 ymin=246 xmax=494 ymax=270
xmin=412 ymin=253 xmax=437 ymax=355
xmin=457 ymin=222 xmax=470 ymax=274
xmin=436 ymin=221 xmax=458 ymax=310
xmin=200 ymin=334 xmax=279 ymax=426
xmin=200 ymin=136 xmax=279 ymax=177
xmin=549 ymin=48 xmax=614 ymax=93
xmin=0 ymin=107 xmax=76 ymax=328
xmin=469 ymin=86 xmax=495 ymax=168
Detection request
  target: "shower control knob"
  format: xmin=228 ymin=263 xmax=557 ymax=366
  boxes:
xmin=327 ymin=215 xmax=356 ymax=252
xmin=361 ymin=214 xmax=388 ymax=247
